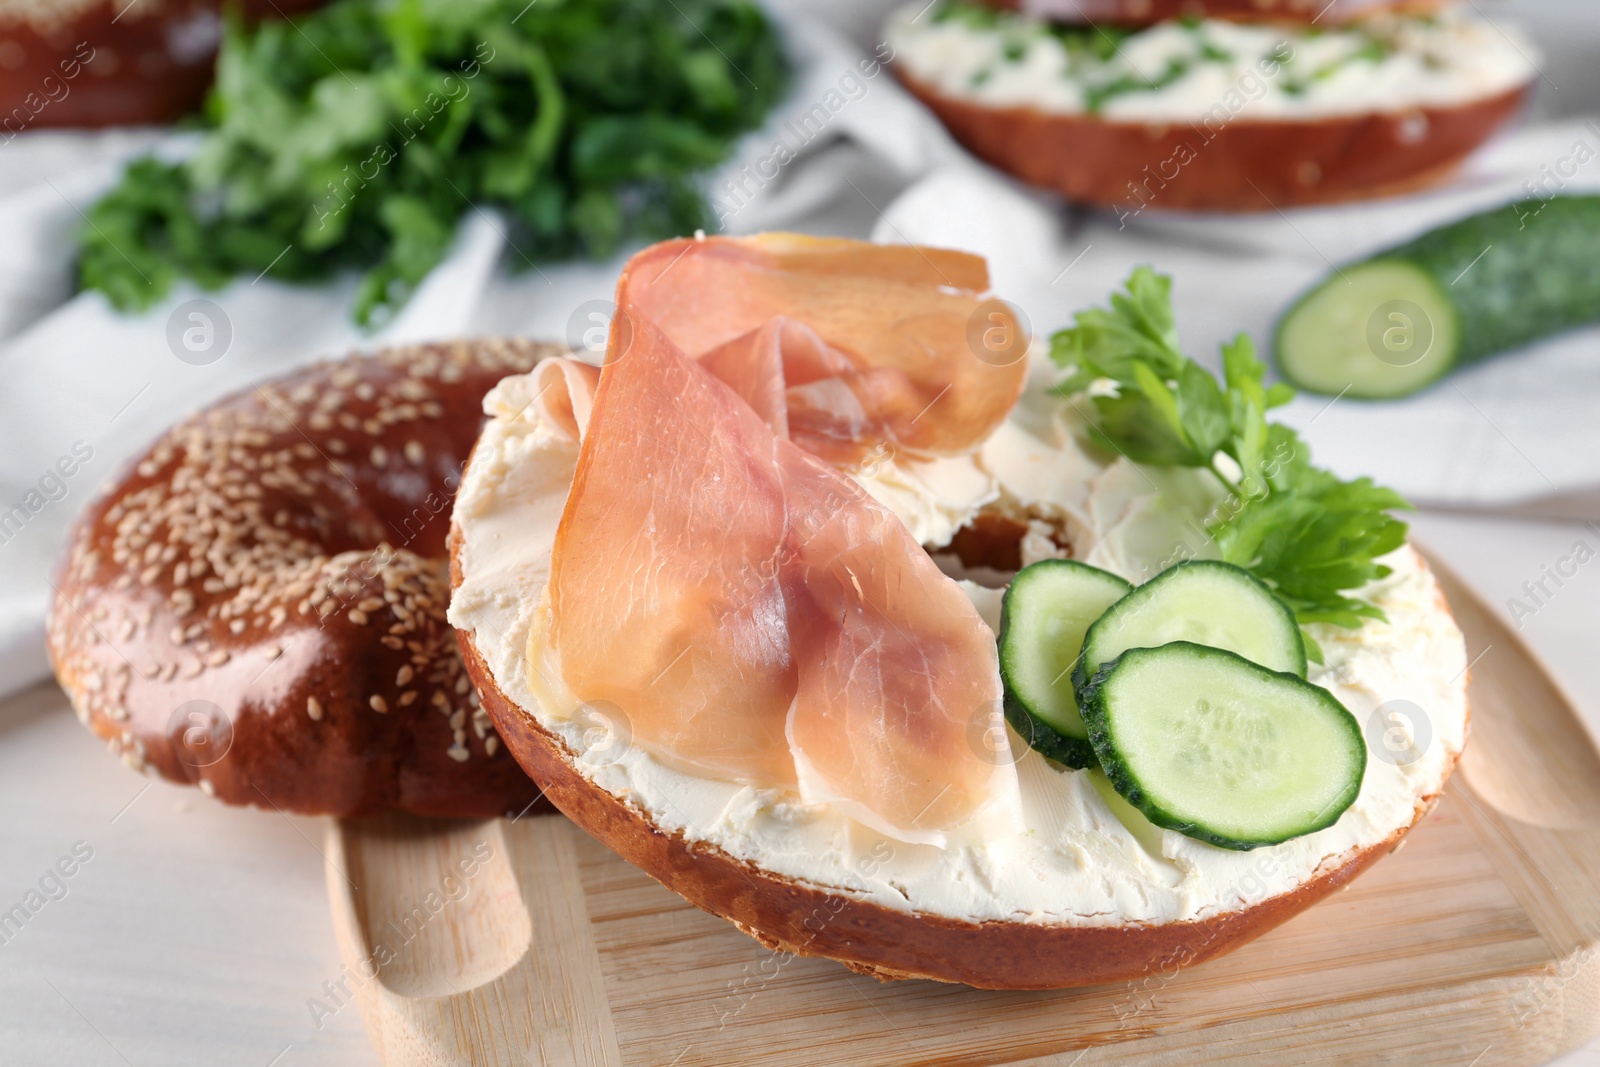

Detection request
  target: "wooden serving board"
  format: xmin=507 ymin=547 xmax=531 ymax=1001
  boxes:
xmin=325 ymin=559 xmax=1600 ymax=1066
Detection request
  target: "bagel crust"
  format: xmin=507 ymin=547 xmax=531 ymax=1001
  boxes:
xmin=899 ymin=72 xmax=1531 ymax=210
xmin=456 ymin=619 xmax=1457 ymax=989
xmin=49 ymin=339 xmax=561 ymax=819
xmin=0 ymin=0 xmax=324 ymax=130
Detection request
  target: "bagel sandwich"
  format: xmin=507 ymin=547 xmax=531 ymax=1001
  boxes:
xmin=885 ymin=0 xmax=1537 ymax=211
xmin=447 ymin=234 xmax=1468 ymax=989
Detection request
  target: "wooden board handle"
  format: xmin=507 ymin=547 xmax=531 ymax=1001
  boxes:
xmin=325 ymin=814 xmax=622 ymax=1066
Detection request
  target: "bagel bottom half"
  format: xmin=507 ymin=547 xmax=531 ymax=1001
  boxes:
xmin=455 ymin=619 xmax=1456 ymax=990
xmin=899 ymin=72 xmax=1531 ymax=211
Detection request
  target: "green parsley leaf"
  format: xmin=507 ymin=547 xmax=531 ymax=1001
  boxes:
xmin=1052 ymin=267 xmax=1412 ymax=655
xmin=75 ymin=0 xmax=788 ymax=326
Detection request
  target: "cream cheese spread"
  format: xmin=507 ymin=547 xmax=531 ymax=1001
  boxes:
xmin=450 ymin=360 xmax=1468 ymax=927
xmin=886 ymin=2 xmax=1537 ymax=120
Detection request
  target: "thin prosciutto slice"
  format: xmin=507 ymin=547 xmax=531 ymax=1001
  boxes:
xmin=779 ymin=447 xmax=1013 ymax=839
xmin=548 ymin=235 xmax=1023 ymax=841
xmin=548 ymin=317 xmax=798 ymax=787
xmin=616 ymin=233 xmax=1027 ymax=464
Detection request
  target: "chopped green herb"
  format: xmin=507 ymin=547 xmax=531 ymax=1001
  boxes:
xmin=1084 ymin=58 xmax=1191 ymax=114
xmin=932 ymin=1 xmax=1003 ymax=29
xmin=1282 ymin=33 xmax=1391 ymax=94
xmin=76 ymin=0 xmax=787 ymax=326
xmin=1059 ymin=24 xmax=1138 ymax=64
xmin=1051 ymin=268 xmax=1411 ymax=656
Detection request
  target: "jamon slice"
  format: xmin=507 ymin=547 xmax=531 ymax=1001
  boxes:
xmin=616 ymin=234 xmax=1027 ymax=463
xmin=548 ymin=308 xmax=1016 ymax=840
xmin=780 ymin=446 xmax=1015 ymax=843
xmin=548 ymin=316 xmax=797 ymax=786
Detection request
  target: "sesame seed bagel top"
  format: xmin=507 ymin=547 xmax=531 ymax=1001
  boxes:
xmin=47 ymin=338 xmax=565 ymax=818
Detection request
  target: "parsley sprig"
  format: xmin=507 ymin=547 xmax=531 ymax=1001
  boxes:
xmin=76 ymin=0 xmax=787 ymax=326
xmin=1052 ymin=268 xmax=1410 ymax=654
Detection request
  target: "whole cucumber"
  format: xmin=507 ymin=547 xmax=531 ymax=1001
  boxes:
xmin=1274 ymin=194 xmax=1600 ymax=399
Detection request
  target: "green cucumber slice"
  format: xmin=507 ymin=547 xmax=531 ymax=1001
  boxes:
xmin=1075 ymin=560 xmax=1306 ymax=699
xmin=1276 ymin=259 xmax=1460 ymax=399
xmin=998 ymin=560 xmax=1132 ymax=768
xmin=1080 ymin=642 xmax=1366 ymax=851
xmin=1276 ymin=194 xmax=1600 ymax=399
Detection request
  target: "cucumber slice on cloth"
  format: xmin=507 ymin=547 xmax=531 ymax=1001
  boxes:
xmin=1276 ymin=195 xmax=1600 ymax=399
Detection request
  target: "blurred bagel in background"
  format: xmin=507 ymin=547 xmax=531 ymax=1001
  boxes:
xmin=975 ymin=0 xmax=1445 ymax=28
xmin=887 ymin=0 xmax=1538 ymax=210
xmin=0 ymin=0 xmax=322 ymax=130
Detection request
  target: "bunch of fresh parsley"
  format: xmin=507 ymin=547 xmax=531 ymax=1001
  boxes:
xmin=77 ymin=0 xmax=787 ymax=325
xmin=1053 ymin=268 xmax=1410 ymax=654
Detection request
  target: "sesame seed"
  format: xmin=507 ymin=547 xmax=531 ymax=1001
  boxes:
xmin=307 ymin=697 xmax=324 ymax=721
xmin=348 ymin=609 xmax=369 ymax=626
xmin=369 ymin=695 xmax=389 ymax=713
xmin=446 ymin=744 xmax=469 ymax=763
xmin=370 ymin=445 xmax=388 ymax=468
xmin=396 ymin=665 xmax=413 ymax=686
xmin=404 ymin=441 xmax=425 ymax=465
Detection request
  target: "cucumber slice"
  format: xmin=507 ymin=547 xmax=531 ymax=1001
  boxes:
xmin=998 ymin=560 xmax=1132 ymax=768
xmin=1075 ymin=560 xmax=1305 ymax=698
xmin=1276 ymin=259 xmax=1460 ymax=399
xmin=1080 ymin=643 xmax=1365 ymax=850
xmin=1276 ymin=194 xmax=1600 ymax=399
